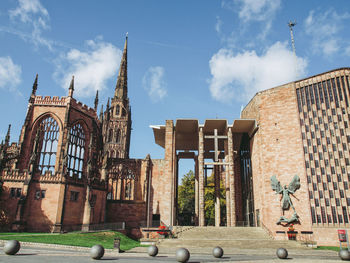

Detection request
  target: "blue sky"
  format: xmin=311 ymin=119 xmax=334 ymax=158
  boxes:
xmin=1 ymin=0 xmax=350 ymax=177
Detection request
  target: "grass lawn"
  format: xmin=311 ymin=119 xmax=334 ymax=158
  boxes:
xmin=315 ymin=246 xmax=341 ymax=252
xmin=0 ymin=231 xmax=141 ymax=250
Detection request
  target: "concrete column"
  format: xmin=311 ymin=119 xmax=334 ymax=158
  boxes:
xmin=164 ymin=120 xmax=175 ymax=226
xmin=225 ymin=155 xmax=231 ymax=226
xmin=195 ymin=157 xmax=199 ymax=226
xmin=214 ymin=165 xmax=221 ymax=227
xmin=198 ymin=127 xmax=205 ymax=226
xmin=228 ymin=128 xmax=236 ymax=226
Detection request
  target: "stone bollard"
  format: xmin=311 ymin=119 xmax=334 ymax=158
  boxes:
xmin=114 ymin=237 xmax=121 ymax=252
xmin=90 ymin=244 xmax=105 ymax=260
xmin=276 ymin=247 xmax=288 ymax=259
xmin=213 ymin=246 xmax=224 ymax=258
xmin=176 ymin=248 xmax=190 ymax=263
xmin=339 ymin=249 xmax=350 ymax=261
xmin=148 ymin=245 xmax=158 ymax=257
xmin=4 ymin=240 xmax=20 ymax=255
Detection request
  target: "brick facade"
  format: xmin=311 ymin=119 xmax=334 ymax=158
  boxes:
xmin=242 ymin=68 xmax=350 ymax=246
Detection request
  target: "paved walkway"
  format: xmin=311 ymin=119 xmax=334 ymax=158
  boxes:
xmin=0 ymin=242 xmax=341 ymax=262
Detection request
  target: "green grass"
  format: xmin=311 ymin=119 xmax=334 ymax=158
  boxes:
xmin=315 ymin=246 xmax=341 ymax=252
xmin=0 ymin=231 xmax=141 ymax=250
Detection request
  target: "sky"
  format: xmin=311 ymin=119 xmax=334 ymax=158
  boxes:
xmin=1 ymin=0 xmax=350 ymax=177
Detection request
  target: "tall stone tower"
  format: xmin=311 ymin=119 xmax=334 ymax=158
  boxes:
xmin=102 ymin=35 xmax=131 ymax=159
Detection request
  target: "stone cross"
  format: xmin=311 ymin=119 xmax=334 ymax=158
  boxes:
xmin=204 ymin=129 xmax=227 ymax=162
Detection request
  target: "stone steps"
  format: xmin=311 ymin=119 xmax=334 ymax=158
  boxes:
xmin=157 ymin=226 xmax=306 ymax=250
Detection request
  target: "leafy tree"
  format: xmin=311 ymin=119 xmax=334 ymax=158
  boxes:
xmin=177 ymin=170 xmax=226 ymax=226
xmin=204 ymin=173 xmax=226 ymax=226
xmin=178 ymin=170 xmax=195 ymax=225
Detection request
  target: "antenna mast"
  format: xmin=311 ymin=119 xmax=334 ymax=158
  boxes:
xmin=288 ymin=21 xmax=297 ymax=56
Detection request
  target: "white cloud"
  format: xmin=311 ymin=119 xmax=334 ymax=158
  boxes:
xmin=304 ymin=9 xmax=350 ymax=56
xmin=9 ymin=0 xmax=52 ymax=50
xmin=54 ymin=38 xmax=122 ymax=97
xmin=208 ymin=41 xmax=308 ymax=102
xmin=0 ymin=56 xmax=22 ymax=93
xmin=234 ymin=0 xmax=280 ymax=22
xmin=9 ymin=0 xmax=49 ymax=23
xmin=221 ymin=0 xmax=280 ymax=41
xmin=215 ymin=16 xmax=223 ymax=34
xmin=142 ymin=66 xmax=167 ymax=102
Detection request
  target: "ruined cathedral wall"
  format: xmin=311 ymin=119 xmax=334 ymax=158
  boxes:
xmin=242 ymin=84 xmax=312 ymax=236
xmin=18 ymin=103 xmax=66 ymax=171
xmin=61 ymin=184 xmax=86 ymax=227
xmin=24 ymin=182 xmax=62 ymax=232
xmin=149 ymin=159 xmax=170 ymax=225
xmin=105 ymin=159 xmax=148 ymax=229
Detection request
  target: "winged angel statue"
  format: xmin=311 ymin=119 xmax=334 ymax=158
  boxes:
xmin=271 ymin=175 xmax=300 ymax=225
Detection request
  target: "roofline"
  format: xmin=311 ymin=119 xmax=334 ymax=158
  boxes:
xmin=243 ymin=67 xmax=350 ymax=114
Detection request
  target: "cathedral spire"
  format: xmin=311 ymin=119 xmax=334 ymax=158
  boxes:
xmin=5 ymin=124 xmax=11 ymax=146
xmin=29 ymin=74 xmax=38 ymax=102
xmin=94 ymin=90 xmax=99 ymax=111
xmin=32 ymin=74 xmax=38 ymax=96
xmin=114 ymin=33 xmax=128 ymax=99
xmin=68 ymin=76 xmax=74 ymax=97
xmin=99 ymin=104 xmax=104 ymax=121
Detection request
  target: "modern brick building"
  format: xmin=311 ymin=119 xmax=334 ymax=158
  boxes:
xmin=0 ymin=36 xmax=349 ymax=245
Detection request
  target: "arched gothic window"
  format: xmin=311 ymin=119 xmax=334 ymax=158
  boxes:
xmin=108 ymin=129 xmax=113 ymax=142
xmin=115 ymin=129 xmax=121 ymax=143
xmin=38 ymin=117 xmax=60 ymax=175
xmin=67 ymin=123 xmax=86 ymax=178
xmin=115 ymin=105 xmax=120 ymax=116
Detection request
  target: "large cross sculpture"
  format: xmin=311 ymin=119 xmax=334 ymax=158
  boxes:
xmin=204 ymin=129 xmax=228 ymax=164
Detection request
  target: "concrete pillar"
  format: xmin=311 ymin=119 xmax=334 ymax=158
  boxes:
xmin=164 ymin=120 xmax=175 ymax=226
xmin=195 ymin=157 xmax=199 ymax=226
xmin=214 ymin=165 xmax=221 ymax=227
xmin=198 ymin=127 xmax=205 ymax=226
xmin=228 ymin=128 xmax=236 ymax=226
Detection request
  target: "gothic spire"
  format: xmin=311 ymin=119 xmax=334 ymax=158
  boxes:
xmin=106 ymin=98 xmax=110 ymax=109
xmin=114 ymin=33 xmax=128 ymax=99
xmin=32 ymin=74 xmax=38 ymax=96
xmin=28 ymin=74 xmax=38 ymax=102
xmin=5 ymin=124 xmax=11 ymax=146
xmin=68 ymin=76 xmax=74 ymax=97
xmin=99 ymin=104 xmax=104 ymax=121
xmin=94 ymin=90 xmax=99 ymax=111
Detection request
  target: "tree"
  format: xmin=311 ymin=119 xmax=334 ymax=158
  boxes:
xmin=178 ymin=170 xmax=195 ymax=225
xmin=204 ymin=173 xmax=226 ymax=226
xmin=177 ymin=170 xmax=226 ymax=226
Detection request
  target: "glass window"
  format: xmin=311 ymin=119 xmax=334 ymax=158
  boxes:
xmin=332 ymin=206 xmax=338 ymax=223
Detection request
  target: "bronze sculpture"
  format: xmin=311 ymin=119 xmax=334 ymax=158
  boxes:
xmin=270 ymin=175 xmax=300 ymax=224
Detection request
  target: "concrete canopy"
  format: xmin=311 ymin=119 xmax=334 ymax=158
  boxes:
xmin=150 ymin=119 xmax=256 ymax=150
